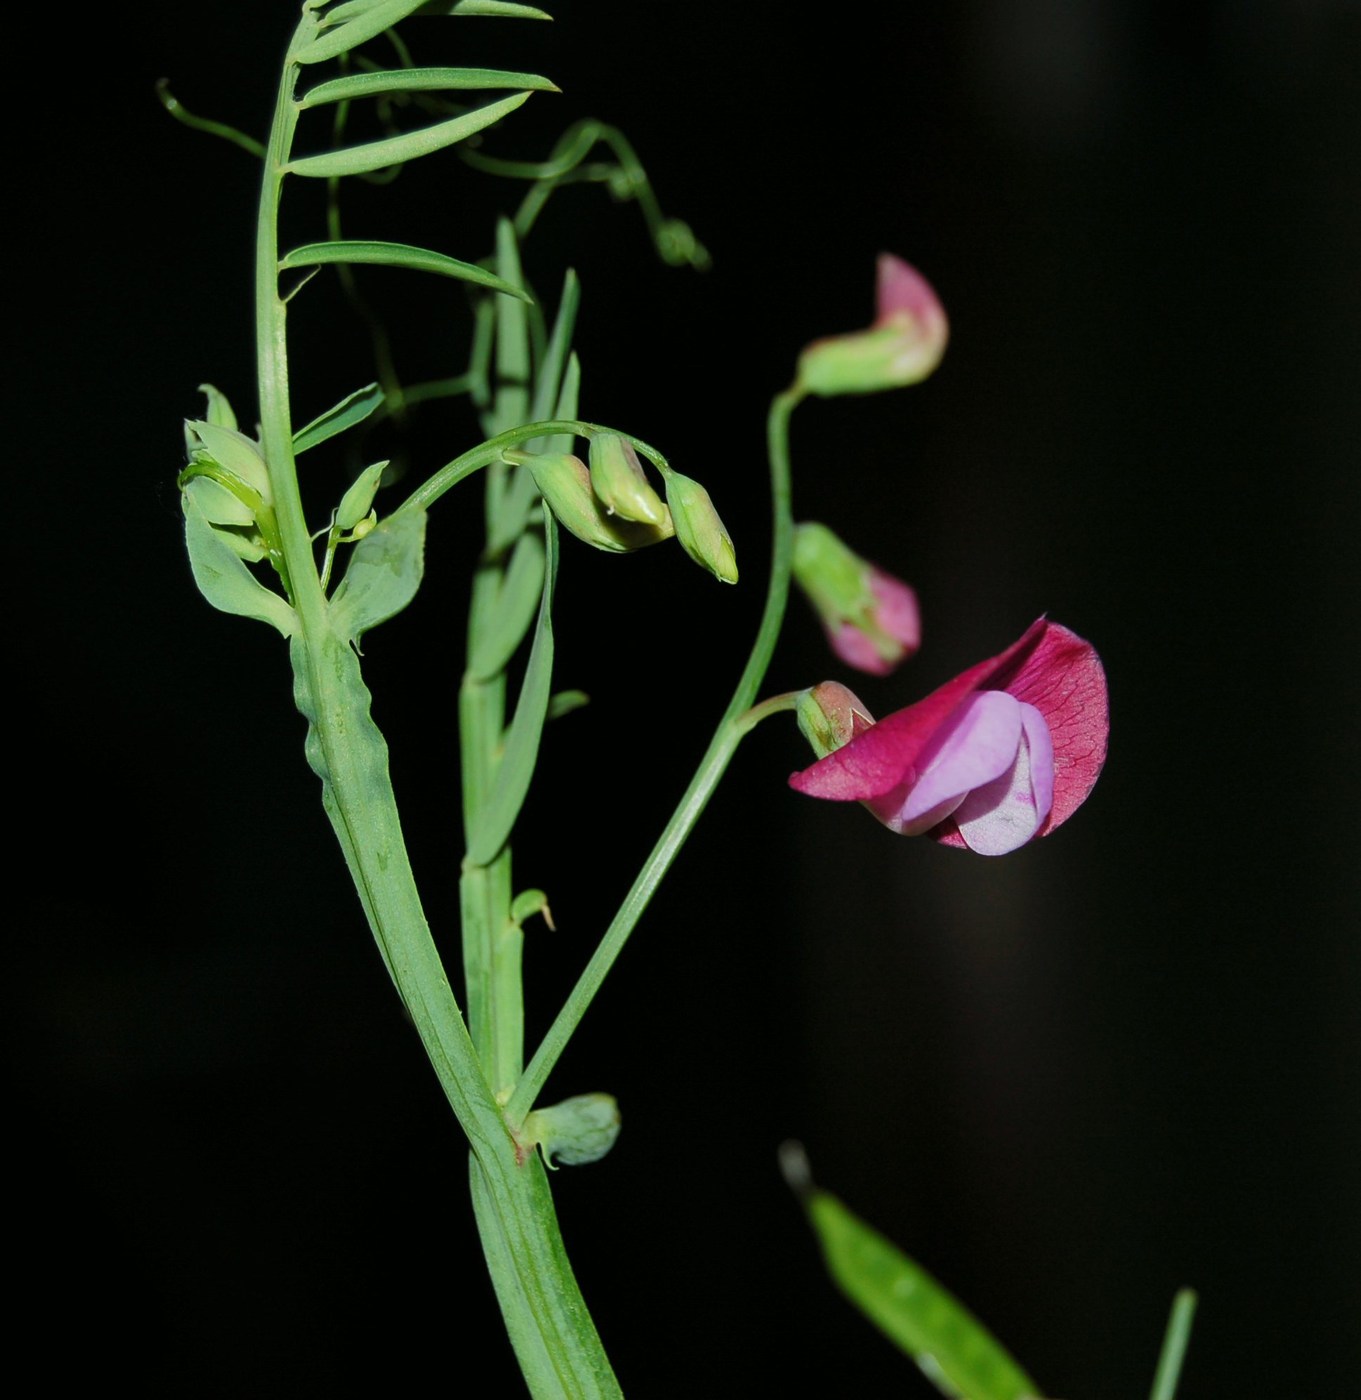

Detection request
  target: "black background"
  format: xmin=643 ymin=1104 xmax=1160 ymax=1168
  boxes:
xmin=14 ymin=1 xmax=1359 ymax=1394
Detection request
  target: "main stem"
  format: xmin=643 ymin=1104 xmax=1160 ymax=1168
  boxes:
xmin=255 ymin=16 xmax=618 ymax=1396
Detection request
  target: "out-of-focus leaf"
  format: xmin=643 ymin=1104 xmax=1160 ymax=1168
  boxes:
xmin=467 ymin=510 xmax=556 ymax=864
xmin=299 ymin=66 xmax=557 ymax=107
xmin=293 ymin=382 xmax=384 ymax=455
xmin=467 ymin=530 xmax=545 ymax=681
xmin=182 ymin=494 xmax=296 ymax=636
xmin=787 ymin=1148 xmax=1043 ymax=1400
xmin=1149 ymin=1290 xmax=1197 ymax=1400
xmin=280 ymin=240 xmax=530 ymax=301
xmin=330 ymin=510 xmax=426 ymax=642
xmin=284 ymin=93 xmax=532 ymax=178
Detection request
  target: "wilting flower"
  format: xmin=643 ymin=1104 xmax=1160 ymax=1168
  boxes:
xmin=793 ymin=522 xmax=920 ymax=674
xmin=789 ymin=619 xmax=1107 ymax=855
xmin=796 ymin=254 xmax=949 ymax=397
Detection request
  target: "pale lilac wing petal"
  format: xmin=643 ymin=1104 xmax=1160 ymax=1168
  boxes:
xmin=898 ymin=692 xmax=1022 ymax=832
xmin=991 ymin=620 xmax=1108 ymax=835
xmin=952 ymin=703 xmax=1054 ymax=855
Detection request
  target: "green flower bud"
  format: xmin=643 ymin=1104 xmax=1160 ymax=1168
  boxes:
xmin=337 ymin=461 xmax=388 ymax=532
xmin=796 ymin=681 xmax=875 ymax=759
xmin=186 ymin=419 xmax=272 ymax=503
xmin=796 ymin=255 xmax=948 ymax=398
xmin=588 ymin=434 xmax=667 ymax=526
xmin=515 ymin=451 xmax=675 ymax=553
xmin=663 ymin=471 xmax=738 ymax=584
xmin=522 ymin=1093 xmax=621 ymax=1169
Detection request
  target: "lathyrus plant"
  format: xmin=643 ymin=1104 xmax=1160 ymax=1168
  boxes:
xmin=170 ymin=4 xmax=1187 ymax=1396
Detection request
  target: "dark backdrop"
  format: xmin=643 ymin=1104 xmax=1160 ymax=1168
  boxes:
xmin=14 ymin=2 xmax=1359 ymax=1394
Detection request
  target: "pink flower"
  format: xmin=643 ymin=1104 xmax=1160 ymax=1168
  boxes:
xmin=796 ymin=254 xmax=949 ymax=397
xmin=792 ymin=522 xmax=921 ymax=675
xmin=789 ymin=619 xmax=1108 ymax=855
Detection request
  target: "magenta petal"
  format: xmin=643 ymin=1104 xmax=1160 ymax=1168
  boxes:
xmin=897 ymin=692 xmax=1023 ymax=832
xmin=986 ymin=620 xmax=1107 ymax=836
xmin=789 ymin=621 xmax=1047 ymax=802
xmin=829 ymin=621 xmax=895 ymax=675
xmin=868 ymin=570 xmax=921 ymax=654
xmin=875 ymin=254 xmax=946 ymax=330
xmin=952 ymin=702 xmax=1054 ymax=854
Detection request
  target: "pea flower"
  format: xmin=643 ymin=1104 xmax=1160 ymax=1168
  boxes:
xmin=793 ymin=522 xmax=921 ymax=674
xmin=796 ymin=254 xmax=949 ymax=397
xmin=789 ymin=619 xmax=1108 ymax=855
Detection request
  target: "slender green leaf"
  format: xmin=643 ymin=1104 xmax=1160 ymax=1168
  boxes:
xmin=297 ymin=0 xmax=430 ymax=64
xmin=547 ymin=689 xmax=588 ymax=719
xmin=467 ymin=530 xmax=545 ymax=680
xmin=528 ymin=268 xmax=579 ymax=448
xmin=790 ymin=1156 xmax=1043 ymax=1400
xmin=284 ymin=92 xmax=532 ymax=178
xmin=330 ymin=510 xmax=427 ymax=642
xmin=428 ymin=1 xmax=552 ymax=18
xmin=467 ymin=510 xmax=557 ymax=864
xmin=280 ymin=240 xmax=530 ymax=302
xmin=300 ymin=66 xmax=558 ymax=108
xmin=294 ymin=382 xmax=384 ymax=454
xmin=488 ymin=218 xmax=531 ymax=433
xmin=1149 ymin=1290 xmax=1197 ymax=1400
xmin=316 ymin=0 xmax=387 ymax=26
xmin=182 ymin=494 xmax=296 ymax=636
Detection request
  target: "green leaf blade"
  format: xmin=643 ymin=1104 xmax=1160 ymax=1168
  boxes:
xmin=432 ymin=1 xmax=552 ymax=18
xmin=330 ymin=510 xmax=427 ymax=643
xmin=467 ymin=511 xmax=557 ymax=864
xmin=803 ymin=1185 xmax=1043 ymax=1400
xmin=182 ymin=494 xmax=297 ymax=637
xmin=280 ymin=240 xmax=530 ymax=302
xmin=284 ymin=92 xmax=533 ymax=178
xmin=297 ymin=0 xmax=430 ymax=64
xmin=294 ymin=382 xmax=384 ymax=454
xmin=299 ymin=66 xmax=558 ymax=108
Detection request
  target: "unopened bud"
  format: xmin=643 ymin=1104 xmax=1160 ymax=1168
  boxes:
xmin=796 ymin=681 xmax=875 ymax=759
xmin=514 ymin=450 xmax=675 ymax=553
xmin=793 ymin=522 xmax=920 ymax=675
xmin=522 ymin=1093 xmax=621 ymax=1169
xmin=796 ymin=255 xmax=948 ymax=398
xmin=663 ymin=471 xmax=738 ymax=584
xmin=337 ymin=461 xmax=388 ymax=531
xmin=588 ymin=434 xmax=667 ymax=526
xmin=186 ymin=419 xmax=272 ymax=503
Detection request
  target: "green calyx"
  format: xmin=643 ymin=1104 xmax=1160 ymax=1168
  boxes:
xmin=662 ymin=469 xmax=738 ymax=584
xmin=509 ymin=449 xmax=675 ymax=552
xmin=588 ymin=433 xmax=667 ymax=525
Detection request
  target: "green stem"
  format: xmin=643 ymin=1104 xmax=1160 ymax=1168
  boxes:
xmin=390 ymin=418 xmax=667 ymax=521
xmin=253 ymin=18 xmax=616 ymax=1395
xmin=507 ymin=386 xmax=805 ymax=1125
